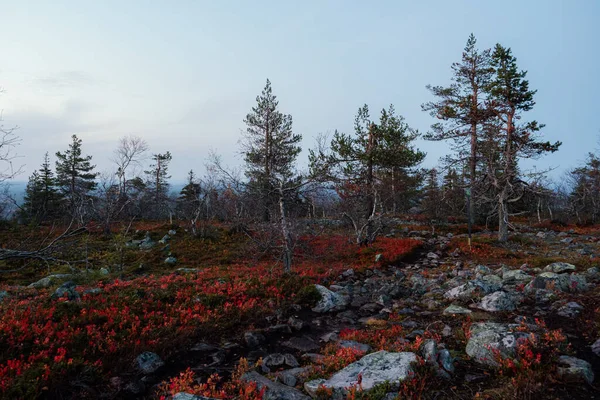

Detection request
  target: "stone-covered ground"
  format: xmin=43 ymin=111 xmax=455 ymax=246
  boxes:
xmin=1 ymin=222 xmax=600 ymax=399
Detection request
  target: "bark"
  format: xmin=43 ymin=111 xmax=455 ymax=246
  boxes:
xmin=278 ymin=186 xmax=293 ymax=273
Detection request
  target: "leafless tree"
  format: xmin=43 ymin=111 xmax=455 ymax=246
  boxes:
xmin=111 ymin=135 xmax=149 ymax=198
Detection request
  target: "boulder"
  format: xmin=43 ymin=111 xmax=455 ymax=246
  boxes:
xmin=51 ymin=281 xmax=80 ymax=301
xmin=136 ymin=351 xmax=164 ymax=374
xmin=164 ymin=256 xmax=177 ymax=265
xmin=478 ymin=291 xmax=517 ymax=312
xmin=444 ymin=277 xmax=501 ymax=301
xmin=312 ymin=285 xmax=348 ymax=313
xmin=502 ymin=269 xmax=533 ymax=284
xmin=304 ymin=351 xmax=417 ymax=397
xmin=28 ymin=274 xmax=72 ymax=289
xmin=543 ymin=262 xmax=576 ymax=274
xmin=526 ymin=272 xmax=588 ymax=293
xmin=443 ymin=304 xmax=472 ymax=315
xmin=244 ymin=331 xmax=266 ymax=348
xmin=557 ymin=356 xmax=594 ymax=384
xmin=242 ymin=371 xmax=310 ymax=400
xmin=556 ymin=302 xmax=584 ymax=318
xmin=283 ymin=337 xmax=320 ymax=353
xmin=465 ymin=323 xmax=531 ymax=367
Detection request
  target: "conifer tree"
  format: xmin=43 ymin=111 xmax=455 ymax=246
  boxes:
xmin=55 ymin=134 xmax=98 ymax=207
xmin=484 ymin=44 xmax=561 ymax=241
xmin=422 ymin=34 xmax=494 ymax=224
xmin=241 ymin=79 xmax=302 ymax=222
xmin=21 ymin=153 xmax=61 ymax=223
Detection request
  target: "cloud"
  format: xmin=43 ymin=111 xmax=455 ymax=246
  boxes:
xmin=30 ymin=71 xmax=97 ymax=90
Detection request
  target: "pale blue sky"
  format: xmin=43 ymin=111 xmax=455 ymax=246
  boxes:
xmin=1 ymin=0 xmax=598 ymax=182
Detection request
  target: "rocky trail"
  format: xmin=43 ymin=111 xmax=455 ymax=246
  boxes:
xmin=96 ymin=229 xmax=600 ymax=399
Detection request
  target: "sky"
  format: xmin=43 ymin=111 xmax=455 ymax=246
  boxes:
xmin=0 ymin=0 xmax=598 ymax=184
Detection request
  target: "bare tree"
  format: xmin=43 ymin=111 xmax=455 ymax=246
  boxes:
xmin=0 ymin=87 xmax=22 ymax=183
xmin=111 ymin=135 xmax=149 ymax=199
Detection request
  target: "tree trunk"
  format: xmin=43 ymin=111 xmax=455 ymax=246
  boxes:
xmin=498 ymin=193 xmax=508 ymax=242
xmin=278 ymin=186 xmax=293 ymax=273
xmin=365 ymin=123 xmax=376 ymax=243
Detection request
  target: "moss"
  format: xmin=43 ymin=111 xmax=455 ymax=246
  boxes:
xmin=295 ymin=284 xmax=322 ymax=308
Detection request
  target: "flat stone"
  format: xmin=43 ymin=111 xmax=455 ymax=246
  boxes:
xmin=557 ymin=356 xmax=594 ymax=384
xmin=283 ymin=337 xmax=320 ymax=353
xmin=465 ymin=323 xmax=531 ymax=367
xmin=443 ymin=304 xmax=472 ymax=315
xmin=312 ymin=285 xmax=349 ymax=313
xmin=478 ymin=291 xmax=517 ymax=312
xmin=242 ymin=371 xmax=310 ymax=400
xmin=304 ymin=351 xmax=417 ymax=397
xmin=544 ymin=262 xmax=576 ymax=274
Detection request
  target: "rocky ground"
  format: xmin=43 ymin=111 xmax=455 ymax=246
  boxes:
xmin=150 ymin=227 xmax=600 ymax=399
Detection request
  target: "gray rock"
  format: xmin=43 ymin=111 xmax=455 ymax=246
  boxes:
xmin=159 ymin=234 xmax=171 ymax=244
xmin=535 ymin=289 xmax=557 ymax=305
xmin=288 ymin=316 xmax=304 ymax=331
xmin=164 ymin=256 xmax=177 ymax=265
xmin=478 ymin=291 xmax=517 ymax=312
xmin=502 ymin=269 xmax=533 ymax=284
xmin=312 ymin=285 xmax=348 ymax=313
xmin=283 ymin=337 xmax=320 ymax=353
xmin=136 ymin=351 xmax=164 ymax=374
xmin=242 ymin=371 xmax=310 ymax=400
xmin=557 ymin=356 xmax=594 ymax=384
xmin=28 ymin=274 xmax=72 ymax=288
xmin=168 ymin=229 xmax=177 ymax=236
xmin=0 ymin=291 xmax=8 ymax=303
xmin=338 ymin=340 xmax=371 ymax=353
xmin=444 ymin=276 xmax=502 ymax=301
xmin=304 ymin=351 xmax=417 ymax=397
xmin=544 ymin=262 xmax=576 ymax=274
xmin=244 ymin=331 xmax=266 ymax=348
xmin=261 ymin=353 xmax=300 ymax=372
xmin=99 ymin=268 xmax=110 ymax=275
xmin=465 ymin=323 xmax=531 ymax=367
xmin=592 ymin=338 xmax=600 ymax=357
xmin=586 ymin=267 xmax=600 ymax=282
xmin=176 ymin=268 xmax=199 ymax=274
xmin=443 ymin=304 xmax=472 ymax=315
xmin=51 ymin=281 xmax=80 ymax=301
xmin=420 ymin=340 xmax=454 ymax=379
xmin=172 ymin=393 xmax=218 ymax=400
xmin=556 ymin=302 xmax=583 ymax=318
xmin=526 ymin=272 xmax=588 ymax=293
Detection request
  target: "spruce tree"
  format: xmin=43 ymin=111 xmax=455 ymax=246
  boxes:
xmin=55 ymin=134 xmax=98 ymax=206
xmin=20 ymin=153 xmax=61 ymax=223
xmin=144 ymin=152 xmax=172 ymax=201
xmin=242 ymin=79 xmax=302 ymax=222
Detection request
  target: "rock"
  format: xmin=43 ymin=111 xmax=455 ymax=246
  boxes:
xmin=242 ymin=371 xmax=310 ymax=400
xmin=535 ymin=289 xmax=557 ymax=305
xmin=502 ymin=269 xmax=533 ymax=284
xmin=557 ymin=356 xmax=594 ymax=384
xmin=544 ymin=262 xmax=576 ymax=274
xmin=176 ymin=268 xmax=199 ymax=274
xmin=164 ymin=256 xmax=177 ymax=265
xmin=136 ymin=351 xmax=164 ymax=374
xmin=592 ymin=338 xmax=600 ymax=357
xmin=283 ymin=337 xmax=320 ymax=353
xmin=276 ymin=367 xmax=309 ymax=387
xmin=304 ymin=351 xmax=417 ymax=397
xmin=288 ymin=316 xmax=304 ymax=331
xmin=556 ymin=302 xmax=583 ymax=318
xmin=536 ymin=232 xmax=546 ymax=239
xmin=312 ymin=285 xmax=348 ymax=313
xmin=338 ymin=340 xmax=371 ymax=353
xmin=190 ymin=343 xmax=218 ymax=352
xmin=420 ymin=340 xmax=454 ymax=379
xmin=0 ymin=291 xmax=8 ymax=303
xmin=261 ymin=353 xmax=300 ymax=372
xmin=173 ymin=394 xmax=219 ymax=400
xmin=444 ymin=277 xmax=502 ymax=301
xmin=159 ymin=234 xmax=171 ymax=244
xmin=168 ymin=229 xmax=177 ymax=236
xmin=99 ymin=268 xmax=110 ymax=275
xmin=586 ymin=267 xmax=600 ymax=282
xmin=443 ymin=305 xmax=472 ymax=315
xmin=427 ymin=252 xmax=439 ymax=259
xmin=465 ymin=323 xmax=531 ymax=367
xmin=244 ymin=331 xmax=266 ymax=348
xmin=478 ymin=291 xmax=517 ymax=312
xmin=526 ymin=272 xmax=588 ymax=293
xmin=28 ymin=274 xmax=72 ymax=288
xmin=51 ymin=281 xmax=80 ymax=301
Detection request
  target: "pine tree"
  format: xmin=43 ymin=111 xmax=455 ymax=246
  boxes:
xmin=569 ymin=153 xmax=600 ymax=224
xmin=144 ymin=152 xmax=172 ymax=201
xmin=322 ymin=104 xmax=425 ymax=244
xmin=242 ymin=79 xmax=302 ymax=222
xmin=20 ymin=153 xmax=61 ymax=223
xmin=422 ymin=34 xmax=494 ymax=224
xmin=485 ymin=44 xmax=561 ymax=241
xmin=55 ymin=134 xmax=98 ymax=207
xmin=177 ymin=170 xmax=203 ymax=221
